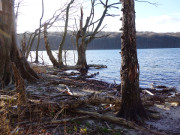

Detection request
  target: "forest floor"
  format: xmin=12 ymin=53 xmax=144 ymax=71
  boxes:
xmin=0 ymin=64 xmax=180 ymax=135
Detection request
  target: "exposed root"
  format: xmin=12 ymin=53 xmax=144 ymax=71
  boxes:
xmin=11 ymin=62 xmax=27 ymax=105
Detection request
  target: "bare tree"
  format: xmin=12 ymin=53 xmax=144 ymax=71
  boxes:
xmin=43 ymin=0 xmax=75 ymax=67
xmin=75 ymin=0 xmax=120 ymax=71
xmin=35 ymin=0 xmax=44 ymax=63
xmin=116 ymin=0 xmax=147 ymax=122
xmin=58 ymin=0 xmax=75 ymax=67
xmin=15 ymin=0 xmax=25 ymax=19
xmin=43 ymin=23 xmax=59 ymax=67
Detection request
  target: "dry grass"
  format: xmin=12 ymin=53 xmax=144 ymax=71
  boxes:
xmin=0 ymin=102 xmax=12 ymax=135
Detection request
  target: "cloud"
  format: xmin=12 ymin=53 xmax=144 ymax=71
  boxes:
xmin=136 ymin=13 xmax=180 ymax=33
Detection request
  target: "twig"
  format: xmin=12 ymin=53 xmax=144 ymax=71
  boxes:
xmin=52 ymin=107 xmax=64 ymax=121
xmin=51 ymin=115 xmax=90 ymax=124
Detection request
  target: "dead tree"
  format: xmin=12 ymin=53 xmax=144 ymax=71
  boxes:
xmin=15 ymin=0 xmax=25 ymax=19
xmin=58 ymin=0 xmax=75 ymax=67
xmin=35 ymin=0 xmax=44 ymax=63
xmin=43 ymin=0 xmax=75 ymax=67
xmin=76 ymin=0 xmax=120 ymax=70
xmin=43 ymin=23 xmax=60 ymax=67
xmin=116 ymin=0 xmax=147 ymax=122
xmin=25 ymin=30 xmax=39 ymax=59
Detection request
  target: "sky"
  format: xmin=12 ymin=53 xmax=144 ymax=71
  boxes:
xmin=15 ymin=0 xmax=180 ymax=33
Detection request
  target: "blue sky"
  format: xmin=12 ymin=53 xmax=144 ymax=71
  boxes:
xmin=136 ymin=0 xmax=180 ymax=18
xmin=135 ymin=0 xmax=180 ymax=32
xmin=15 ymin=0 xmax=180 ymax=33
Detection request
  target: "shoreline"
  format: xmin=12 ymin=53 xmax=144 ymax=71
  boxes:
xmin=1 ymin=64 xmax=179 ymax=134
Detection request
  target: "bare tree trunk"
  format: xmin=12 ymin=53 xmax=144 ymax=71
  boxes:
xmin=43 ymin=23 xmax=59 ymax=67
xmin=116 ymin=0 xmax=147 ymax=122
xmin=0 ymin=0 xmax=38 ymax=86
xmin=21 ymin=32 xmax=26 ymax=56
xmin=0 ymin=34 xmax=12 ymax=86
xmin=76 ymin=43 xmax=88 ymax=70
xmin=35 ymin=0 xmax=44 ymax=63
xmin=75 ymin=0 xmax=112 ymax=71
xmin=25 ymin=31 xmax=38 ymax=59
xmin=58 ymin=0 xmax=74 ymax=66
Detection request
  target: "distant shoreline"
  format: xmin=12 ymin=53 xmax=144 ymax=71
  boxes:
xmin=18 ymin=31 xmax=180 ymax=51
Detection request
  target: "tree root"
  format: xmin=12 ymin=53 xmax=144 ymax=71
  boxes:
xmin=75 ymin=109 xmax=166 ymax=135
xmin=11 ymin=62 xmax=27 ymax=105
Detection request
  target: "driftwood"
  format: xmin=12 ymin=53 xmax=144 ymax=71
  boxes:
xmin=28 ymin=92 xmax=163 ymax=111
xmin=45 ymin=64 xmax=107 ymax=71
xmin=51 ymin=115 xmax=90 ymax=124
xmin=57 ymin=93 xmax=120 ymax=109
xmin=165 ymin=93 xmax=180 ymax=103
xmin=88 ymin=64 xmax=107 ymax=69
xmin=2 ymin=90 xmax=178 ymax=114
xmin=75 ymin=109 xmax=165 ymax=135
xmin=17 ymin=115 xmax=90 ymax=128
xmin=1 ymin=89 xmax=179 ymax=113
xmin=48 ymin=78 xmax=113 ymax=91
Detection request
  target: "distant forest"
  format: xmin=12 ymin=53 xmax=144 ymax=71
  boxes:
xmin=18 ymin=31 xmax=180 ymax=51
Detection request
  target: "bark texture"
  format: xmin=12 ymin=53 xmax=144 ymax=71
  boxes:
xmin=0 ymin=0 xmax=38 ymax=86
xmin=117 ymin=0 xmax=147 ymax=122
xmin=58 ymin=0 xmax=74 ymax=66
xmin=11 ymin=62 xmax=27 ymax=105
xmin=43 ymin=24 xmax=60 ymax=67
xmin=76 ymin=1 xmax=108 ymax=70
xmin=35 ymin=0 xmax=44 ymax=63
xmin=76 ymin=42 xmax=88 ymax=70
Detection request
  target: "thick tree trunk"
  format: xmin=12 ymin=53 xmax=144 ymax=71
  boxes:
xmin=76 ymin=43 xmax=88 ymax=70
xmin=0 ymin=0 xmax=38 ymax=86
xmin=117 ymin=0 xmax=147 ymax=122
xmin=0 ymin=33 xmax=12 ymax=85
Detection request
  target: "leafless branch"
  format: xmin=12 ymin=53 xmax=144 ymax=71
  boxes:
xmin=15 ymin=0 xmax=25 ymax=19
xmin=107 ymin=2 xmax=121 ymax=8
xmin=94 ymin=33 xmax=110 ymax=39
xmin=135 ymin=0 xmax=158 ymax=6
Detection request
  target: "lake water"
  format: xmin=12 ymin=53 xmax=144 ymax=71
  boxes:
xmin=29 ymin=48 xmax=180 ymax=91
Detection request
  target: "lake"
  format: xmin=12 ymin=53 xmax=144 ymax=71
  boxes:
xmin=29 ymin=48 xmax=180 ymax=91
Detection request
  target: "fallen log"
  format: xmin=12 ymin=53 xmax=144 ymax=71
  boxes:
xmin=75 ymin=109 xmax=165 ymax=135
xmin=51 ymin=115 xmax=90 ymax=124
xmin=57 ymin=92 xmax=120 ymax=109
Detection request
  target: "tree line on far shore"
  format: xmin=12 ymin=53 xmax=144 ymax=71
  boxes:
xmin=18 ymin=31 xmax=180 ymax=51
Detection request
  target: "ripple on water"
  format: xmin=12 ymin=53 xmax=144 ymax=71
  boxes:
xmin=29 ymin=48 xmax=180 ymax=91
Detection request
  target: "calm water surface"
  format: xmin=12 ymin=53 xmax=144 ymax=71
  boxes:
xmin=29 ymin=48 xmax=180 ymax=91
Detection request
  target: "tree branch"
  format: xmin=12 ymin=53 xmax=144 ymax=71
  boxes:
xmin=135 ymin=0 xmax=158 ymax=6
